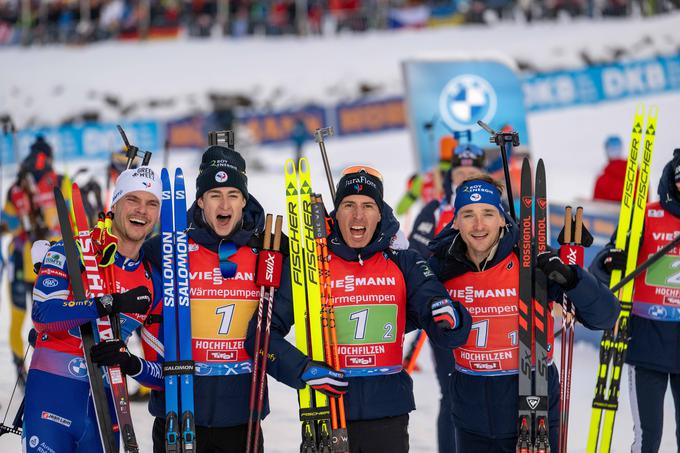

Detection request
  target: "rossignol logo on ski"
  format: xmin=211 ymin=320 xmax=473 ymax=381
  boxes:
xmin=526 ymin=396 xmax=540 ymax=410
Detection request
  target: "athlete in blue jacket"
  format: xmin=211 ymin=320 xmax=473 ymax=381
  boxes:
xmin=138 ymin=146 xmax=338 ymax=453
xmin=428 ymin=175 xmax=619 ymax=452
xmin=590 ymin=151 xmax=680 ymax=453
xmin=252 ymin=166 xmax=472 ymax=452
xmin=24 ymin=167 xmax=163 ymax=453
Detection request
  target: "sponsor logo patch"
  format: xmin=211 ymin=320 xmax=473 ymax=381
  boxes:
xmin=43 ymin=278 xmax=59 ymax=288
xmin=44 ymin=252 xmax=66 ymax=269
xmin=41 ymin=411 xmax=72 ymax=427
xmin=215 ymin=171 xmax=228 ymax=183
xmin=39 ymin=267 xmax=68 ymax=279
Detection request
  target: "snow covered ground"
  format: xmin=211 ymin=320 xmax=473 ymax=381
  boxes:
xmin=2 ymin=13 xmax=680 ymax=453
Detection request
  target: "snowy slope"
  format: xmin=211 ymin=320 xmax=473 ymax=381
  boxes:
xmin=2 ymin=14 xmax=680 ymax=453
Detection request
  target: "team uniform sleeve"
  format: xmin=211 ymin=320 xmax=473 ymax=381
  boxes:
xmin=244 ymin=261 xmax=308 ymax=390
xmin=32 ymin=242 xmax=100 ymax=333
xmin=397 ymin=250 xmax=471 ymax=350
xmin=131 ymin=266 xmax=165 ymax=390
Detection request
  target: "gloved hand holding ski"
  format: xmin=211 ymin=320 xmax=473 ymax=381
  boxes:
xmin=91 ymin=339 xmax=142 ymax=376
xmin=536 ymin=250 xmax=577 ymax=290
xmin=602 ymin=248 xmax=627 ymax=274
xmin=94 ymin=286 xmax=151 ymax=316
xmin=301 ymin=360 xmax=348 ymax=398
xmin=430 ymin=297 xmax=460 ymax=330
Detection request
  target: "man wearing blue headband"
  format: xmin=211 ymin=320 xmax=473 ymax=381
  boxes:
xmin=427 ymin=175 xmax=620 ymax=452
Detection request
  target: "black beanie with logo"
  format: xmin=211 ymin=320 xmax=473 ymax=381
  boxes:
xmin=334 ymin=169 xmax=383 ymax=209
xmin=195 ymin=146 xmax=248 ymax=200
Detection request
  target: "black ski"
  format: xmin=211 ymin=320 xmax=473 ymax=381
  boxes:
xmin=517 ymin=158 xmax=534 ymax=453
xmin=534 ymin=159 xmax=550 ymax=453
xmin=54 ymin=188 xmax=116 ymax=453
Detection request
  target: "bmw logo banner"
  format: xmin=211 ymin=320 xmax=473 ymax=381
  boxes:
xmin=401 ymin=57 xmax=529 ymax=172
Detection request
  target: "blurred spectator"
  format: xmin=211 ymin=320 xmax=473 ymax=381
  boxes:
xmin=0 ymin=0 xmax=677 ymax=47
xmin=593 ymin=135 xmax=627 ymax=202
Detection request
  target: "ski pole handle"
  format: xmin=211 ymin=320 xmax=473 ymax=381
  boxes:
xmin=574 ymin=207 xmax=584 ymax=245
xmin=564 ymin=206 xmax=572 ymax=244
xmin=314 ymin=127 xmax=336 ymax=202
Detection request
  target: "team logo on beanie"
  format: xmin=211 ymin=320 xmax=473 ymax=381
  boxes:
xmin=470 ymin=193 xmax=481 ymax=201
xmin=674 ymin=164 xmax=680 ymax=182
xmin=215 ymin=171 xmax=228 ymax=183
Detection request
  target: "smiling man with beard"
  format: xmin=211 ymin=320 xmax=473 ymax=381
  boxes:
xmin=24 ymin=167 xmax=161 ymax=453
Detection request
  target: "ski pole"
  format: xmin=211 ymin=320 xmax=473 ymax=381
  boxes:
xmin=246 ymin=214 xmax=273 ymax=453
xmin=477 ymin=120 xmax=518 ymax=221
xmin=403 ymin=330 xmax=427 ymax=374
xmin=312 ymin=193 xmax=349 ymax=453
xmin=314 ymin=127 xmax=336 ymax=203
xmin=247 ymin=214 xmax=284 ymax=453
xmin=610 ymin=233 xmax=680 ymax=294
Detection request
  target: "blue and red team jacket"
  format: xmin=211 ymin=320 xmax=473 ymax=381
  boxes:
xmin=427 ymin=212 xmax=620 ymax=440
xmin=252 ymin=201 xmax=472 ymax=422
xmin=142 ymin=196 xmax=308 ymax=427
xmin=590 ymin=155 xmax=680 ymax=374
xmin=30 ymin=240 xmax=163 ymax=393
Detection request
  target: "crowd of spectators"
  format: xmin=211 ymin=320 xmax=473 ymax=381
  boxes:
xmin=0 ymin=0 xmax=676 ymax=46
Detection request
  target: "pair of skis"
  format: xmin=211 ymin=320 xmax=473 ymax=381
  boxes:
xmin=160 ymin=168 xmax=196 ymax=453
xmin=286 ymin=157 xmax=344 ymax=453
xmin=246 ymin=213 xmax=284 ymax=453
xmin=516 ymin=158 xmax=550 ymax=453
xmin=587 ymin=105 xmax=659 ymax=453
xmin=55 ymin=184 xmax=138 ymax=452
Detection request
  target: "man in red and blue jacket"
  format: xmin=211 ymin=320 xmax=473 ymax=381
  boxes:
xmin=256 ymin=166 xmax=472 ymax=452
xmin=428 ymin=174 xmax=619 ymax=452
xmin=24 ymin=167 xmax=163 ymax=453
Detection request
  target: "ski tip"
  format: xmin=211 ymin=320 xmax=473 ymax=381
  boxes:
xmin=299 ymin=157 xmax=309 ymax=174
xmin=537 ymin=158 xmax=545 ymax=173
xmin=161 ymin=167 xmax=170 ymax=181
xmin=521 ymin=157 xmax=531 ymax=174
xmin=174 ymin=167 xmax=184 ymax=180
xmin=284 ymin=159 xmax=296 ymax=176
xmin=635 ymin=103 xmax=645 ymax=116
xmin=647 ymin=105 xmax=659 ymax=120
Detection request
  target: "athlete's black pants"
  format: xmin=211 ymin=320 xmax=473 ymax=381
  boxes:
xmin=152 ymin=417 xmax=263 ymax=453
xmin=455 ymin=425 xmax=559 ymax=453
xmin=348 ymin=414 xmax=409 ymax=453
xmin=629 ymin=365 xmax=680 ymax=453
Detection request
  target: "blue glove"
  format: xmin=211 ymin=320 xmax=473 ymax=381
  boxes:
xmin=431 ymin=298 xmax=460 ymax=331
xmin=300 ymin=360 xmax=347 ymax=398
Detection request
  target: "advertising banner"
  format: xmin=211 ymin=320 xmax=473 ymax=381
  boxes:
xmin=0 ymin=120 xmax=162 ymax=165
xmin=402 ymin=57 xmax=529 ymax=171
